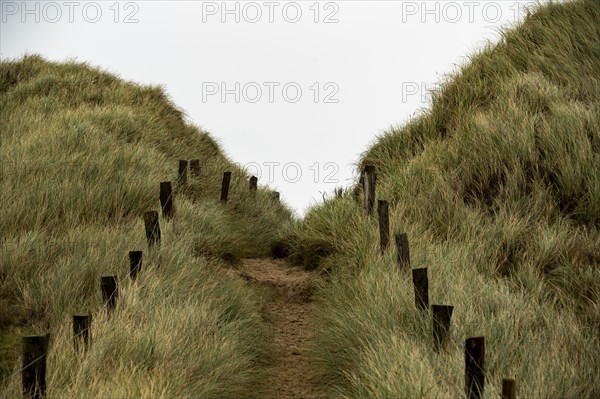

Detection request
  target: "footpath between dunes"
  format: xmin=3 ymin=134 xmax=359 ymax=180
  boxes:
xmin=238 ymin=258 xmax=326 ymax=399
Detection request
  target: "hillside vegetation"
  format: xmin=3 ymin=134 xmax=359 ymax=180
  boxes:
xmin=0 ymin=55 xmax=293 ymax=397
xmin=283 ymin=0 xmax=600 ymax=397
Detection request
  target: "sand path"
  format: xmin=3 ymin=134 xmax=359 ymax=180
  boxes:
xmin=239 ymin=258 xmax=325 ymax=399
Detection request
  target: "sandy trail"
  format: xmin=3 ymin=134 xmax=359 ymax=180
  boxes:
xmin=239 ymin=258 xmax=325 ymax=399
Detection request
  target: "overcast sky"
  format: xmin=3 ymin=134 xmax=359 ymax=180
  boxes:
xmin=1 ymin=0 xmax=552 ymax=216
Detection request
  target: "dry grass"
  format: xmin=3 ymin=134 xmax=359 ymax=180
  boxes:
xmin=0 ymin=54 xmax=293 ymax=397
xmin=283 ymin=0 xmax=600 ymax=397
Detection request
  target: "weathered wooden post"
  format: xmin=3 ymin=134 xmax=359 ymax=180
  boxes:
xmin=220 ymin=171 xmax=231 ymax=203
xmin=432 ymin=305 xmax=453 ymax=351
xmin=189 ymin=159 xmax=200 ymax=177
xmin=143 ymin=211 xmax=161 ymax=248
xmin=178 ymin=160 xmax=188 ymax=185
xmin=412 ymin=268 xmax=429 ymax=311
xmin=363 ymin=164 xmax=376 ymax=216
xmin=395 ymin=232 xmax=410 ymax=271
xmin=249 ymin=176 xmax=258 ymax=192
xmin=129 ymin=250 xmax=142 ymax=281
xmin=100 ymin=276 xmax=118 ymax=314
xmin=377 ymin=200 xmax=390 ymax=254
xmin=73 ymin=315 xmax=92 ymax=351
xmin=465 ymin=336 xmax=485 ymax=399
xmin=502 ymin=378 xmax=516 ymax=399
xmin=22 ymin=333 xmax=50 ymax=399
xmin=159 ymin=182 xmax=174 ymax=219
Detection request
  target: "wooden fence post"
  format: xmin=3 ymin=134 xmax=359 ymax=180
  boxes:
xmin=220 ymin=172 xmax=231 ymax=203
xmin=100 ymin=276 xmax=118 ymax=314
xmin=412 ymin=268 xmax=429 ymax=311
xmin=249 ymin=176 xmax=258 ymax=192
xmin=502 ymin=379 xmax=516 ymax=399
xmin=178 ymin=160 xmax=188 ymax=185
xmin=465 ymin=336 xmax=485 ymax=399
xmin=377 ymin=200 xmax=389 ymax=254
xmin=395 ymin=232 xmax=410 ymax=271
xmin=143 ymin=211 xmax=161 ymax=248
xmin=189 ymin=159 xmax=200 ymax=177
xmin=129 ymin=251 xmax=142 ymax=281
xmin=22 ymin=333 xmax=50 ymax=399
xmin=432 ymin=305 xmax=453 ymax=351
xmin=73 ymin=315 xmax=92 ymax=352
xmin=159 ymin=182 xmax=174 ymax=219
xmin=363 ymin=164 xmax=376 ymax=216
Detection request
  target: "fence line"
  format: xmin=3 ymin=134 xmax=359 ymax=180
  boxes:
xmin=363 ymin=163 xmax=516 ymax=398
xmin=7 ymin=160 xmax=520 ymax=398
xmin=8 ymin=159 xmax=286 ymax=397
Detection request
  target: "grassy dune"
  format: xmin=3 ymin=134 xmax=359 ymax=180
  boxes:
xmin=284 ymin=0 xmax=600 ymax=397
xmin=0 ymin=55 xmax=293 ymax=397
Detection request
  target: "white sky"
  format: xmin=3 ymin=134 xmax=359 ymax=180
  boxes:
xmin=0 ymin=0 xmax=552 ymax=216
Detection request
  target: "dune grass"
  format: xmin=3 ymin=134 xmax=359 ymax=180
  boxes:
xmin=0 ymin=54 xmax=293 ymax=397
xmin=283 ymin=0 xmax=600 ymax=397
